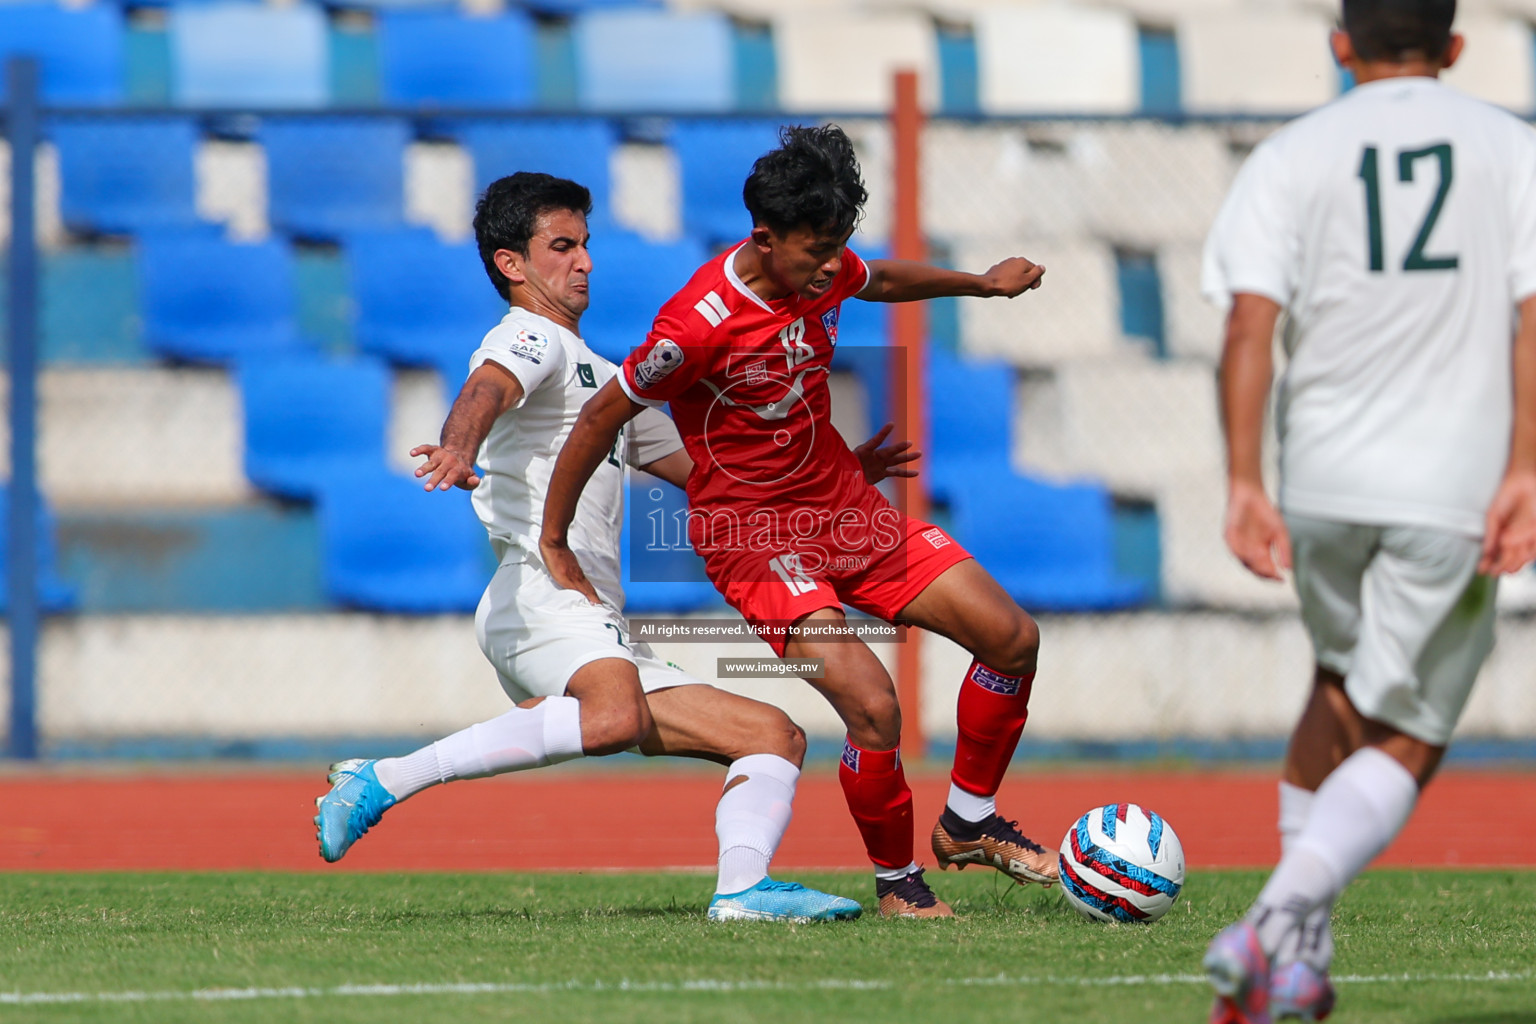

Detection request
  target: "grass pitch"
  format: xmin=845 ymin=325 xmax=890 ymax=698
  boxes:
xmin=2 ymin=870 xmax=1533 ymax=1023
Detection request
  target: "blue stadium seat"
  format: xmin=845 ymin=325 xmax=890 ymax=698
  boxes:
xmin=671 ymin=119 xmax=784 ymax=244
xmin=318 ymin=469 xmax=490 ymax=613
xmin=378 ymin=10 xmax=537 ymax=109
xmin=949 ymin=474 xmax=1147 ymax=612
xmin=580 ymin=232 xmax=710 ymax=363
xmin=170 ymin=3 xmax=328 ymax=108
xmin=527 ymin=0 xmax=660 ymax=13
xmin=925 ymin=347 xmax=1013 ymax=501
xmin=0 ymin=486 xmax=78 ymax=614
xmin=240 ymin=353 xmax=390 ymax=502
xmin=346 ymin=228 xmax=509 ymax=390
xmin=573 ymin=8 xmax=734 ymax=112
xmin=622 ymin=481 xmax=725 ymax=613
xmin=139 ymin=233 xmax=306 ymax=364
xmin=50 ymin=117 xmax=200 ymax=236
xmin=459 ymin=119 xmax=619 ymax=231
xmin=261 ymin=118 xmax=409 ymax=241
xmin=0 ymin=4 xmax=122 ymax=106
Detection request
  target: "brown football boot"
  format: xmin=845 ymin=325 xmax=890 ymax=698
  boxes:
xmin=875 ymin=867 xmax=955 ymax=918
xmin=932 ymin=808 xmax=1058 ymax=886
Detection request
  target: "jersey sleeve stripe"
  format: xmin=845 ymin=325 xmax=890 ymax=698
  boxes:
xmin=617 ymin=368 xmax=668 ymax=409
xmin=693 ymin=290 xmax=731 ymax=328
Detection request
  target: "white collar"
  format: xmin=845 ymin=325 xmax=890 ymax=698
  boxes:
xmin=723 ymin=243 xmax=776 ymax=314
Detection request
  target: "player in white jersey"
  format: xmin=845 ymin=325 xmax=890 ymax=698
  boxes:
xmin=313 ymin=172 xmax=916 ymax=922
xmin=1200 ymin=2 xmax=1536 ymax=1020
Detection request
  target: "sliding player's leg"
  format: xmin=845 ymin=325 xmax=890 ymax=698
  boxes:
xmin=888 ymin=557 xmax=1057 ymax=886
xmin=316 ymin=656 xmax=649 ymax=862
xmin=315 ymin=560 xmax=654 ymax=861
xmin=636 ymin=674 xmax=861 ymax=922
xmin=779 ymin=607 xmax=951 ymax=918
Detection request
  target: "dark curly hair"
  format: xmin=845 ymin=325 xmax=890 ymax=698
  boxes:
xmin=1343 ymin=0 xmax=1456 ymax=63
xmin=473 ymin=172 xmax=593 ymax=301
xmin=742 ymin=124 xmax=868 ymax=237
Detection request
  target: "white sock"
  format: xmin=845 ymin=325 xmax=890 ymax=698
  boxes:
xmin=1250 ymin=748 xmax=1418 ymax=957
xmin=874 ymin=860 xmax=919 ymax=882
xmin=372 ymin=697 xmax=585 ymax=801
xmin=946 ymin=782 xmax=996 ymax=823
xmin=714 ymin=754 xmax=799 ymax=896
xmin=1276 ymin=781 xmax=1333 ymax=971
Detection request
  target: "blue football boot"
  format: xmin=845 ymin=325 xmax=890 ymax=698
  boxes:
xmin=707 ymin=878 xmax=863 ymax=922
xmin=314 ymin=758 xmax=396 ymax=863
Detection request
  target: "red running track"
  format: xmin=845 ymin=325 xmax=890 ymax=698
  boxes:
xmin=1 ymin=768 xmax=1531 ymax=872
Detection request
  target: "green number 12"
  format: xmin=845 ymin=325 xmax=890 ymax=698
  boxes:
xmin=1357 ymin=142 xmax=1459 ymax=273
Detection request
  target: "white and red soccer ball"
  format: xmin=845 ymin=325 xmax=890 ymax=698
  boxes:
xmin=1058 ymin=802 xmax=1185 ymax=923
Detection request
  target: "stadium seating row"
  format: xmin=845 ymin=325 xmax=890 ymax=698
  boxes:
xmin=4 ymin=2 xmax=1532 ymax=115
xmin=36 ymin=116 xmax=1251 ymax=253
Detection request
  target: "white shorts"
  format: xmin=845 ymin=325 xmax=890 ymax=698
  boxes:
xmin=1287 ymin=514 xmax=1497 ymax=745
xmin=474 ymin=558 xmax=705 ymax=703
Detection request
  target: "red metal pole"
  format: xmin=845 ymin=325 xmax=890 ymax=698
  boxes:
xmin=890 ymin=69 xmax=927 ymax=760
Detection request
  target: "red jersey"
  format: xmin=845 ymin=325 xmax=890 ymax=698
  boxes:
xmin=619 ymin=242 xmax=876 ymax=507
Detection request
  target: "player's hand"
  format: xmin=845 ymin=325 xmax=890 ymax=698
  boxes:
xmin=1480 ymin=469 xmax=1536 ymax=575
xmin=982 ymin=257 xmax=1045 ymax=298
xmin=539 ymin=535 xmax=603 ymax=606
xmin=1224 ymin=479 xmax=1292 ymax=582
xmin=855 ymin=423 xmax=920 ymax=484
xmin=411 ymin=444 xmax=481 ymax=491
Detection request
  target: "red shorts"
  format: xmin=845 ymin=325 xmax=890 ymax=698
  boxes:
xmin=708 ymin=513 xmax=973 ymax=657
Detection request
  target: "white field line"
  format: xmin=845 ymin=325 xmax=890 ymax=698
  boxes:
xmin=1 ymin=971 xmax=1530 ymax=1005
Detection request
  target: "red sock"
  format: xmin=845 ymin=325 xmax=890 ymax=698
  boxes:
xmin=838 ymin=738 xmax=914 ymax=870
xmin=951 ymin=661 xmax=1035 ymax=798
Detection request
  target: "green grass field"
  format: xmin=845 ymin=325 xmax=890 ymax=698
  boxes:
xmin=2 ymin=870 xmax=1533 ymax=1023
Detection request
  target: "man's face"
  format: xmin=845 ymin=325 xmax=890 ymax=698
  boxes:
xmin=503 ymin=208 xmax=592 ymax=320
xmin=755 ymin=223 xmax=855 ymax=300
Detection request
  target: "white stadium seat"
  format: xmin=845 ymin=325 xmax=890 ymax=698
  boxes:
xmin=1015 ymin=357 xmax=1224 ymax=496
xmin=773 ymin=10 xmax=940 ymax=113
xmin=1161 ymin=241 xmax=1227 ymax=362
xmin=1178 ymin=10 xmax=1338 ymax=114
xmin=1103 ymin=0 xmax=1242 ymax=28
xmin=1441 ymin=17 xmax=1535 ymax=111
xmin=921 ymin=123 xmax=1090 ymax=243
xmin=974 ymin=6 xmax=1140 ymax=116
xmin=0 ymin=369 xmax=252 ymax=507
xmin=1067 ymin=122 xmax=1235 ymax=246
xmin=955 ymin=236 xmax=1126 ymax=367
xmin=1159 ymin=477 xmax=1299 ymax=610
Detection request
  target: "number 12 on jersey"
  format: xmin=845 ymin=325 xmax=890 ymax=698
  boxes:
xmin=1358 ymin=143 xmax=1459 ymax=273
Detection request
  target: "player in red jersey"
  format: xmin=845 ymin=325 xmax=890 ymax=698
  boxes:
xmin=542 ymin=125 xmax=1053 ymax=917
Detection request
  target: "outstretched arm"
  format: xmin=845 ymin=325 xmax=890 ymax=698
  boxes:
xmin=541 ymin=378 xmax=644 ymax=602
xmin=1481 ymin=294 xmax=1536 ymax=574
xmin=856 ymin=256 xmax=1044 ymax=303
xmin=412 ymin=362 xmax=524 ymax=491
xmin=1220 ymin=293 xmax=1289 ymax=581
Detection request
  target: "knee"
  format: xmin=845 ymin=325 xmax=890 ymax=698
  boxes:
xmin=984 ymin=612 xmax=1040 ymax=678
xmin=842 ymin=688 xmax=902 ymax=750
xmin=580 ymin=697 xmax=652 ymax=756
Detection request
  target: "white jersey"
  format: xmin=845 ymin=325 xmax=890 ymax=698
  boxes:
xmin=1204 ymin=76 xmax=1536 ymax=536
xmin=468 ymin=307 xmax=685 ymax=609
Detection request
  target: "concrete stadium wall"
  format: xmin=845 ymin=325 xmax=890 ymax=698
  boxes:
xmin=5 ymin=611 xmax=1535 ymax=749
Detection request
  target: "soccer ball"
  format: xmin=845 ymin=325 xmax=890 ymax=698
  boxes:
xmin=1058 ymin=803 xmax=1185 ymax=923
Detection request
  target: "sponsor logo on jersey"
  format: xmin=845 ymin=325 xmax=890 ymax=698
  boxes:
xmin=745 ymin=359 xmax=769 ymax=385
xmin=633 ymin=339 xmax=685 ymax=391
xmin=970 ymin=664 xmax=1022 ymax=696
xmin=508 ymin=328 xmax=549 ymax=364
xmin=575 ymin=363 xmax=597 ymax=388
xmin=820 ymin=306 xmax=840 ymax=345
xmin=922 ymin=527 xmax=950 ymax=550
